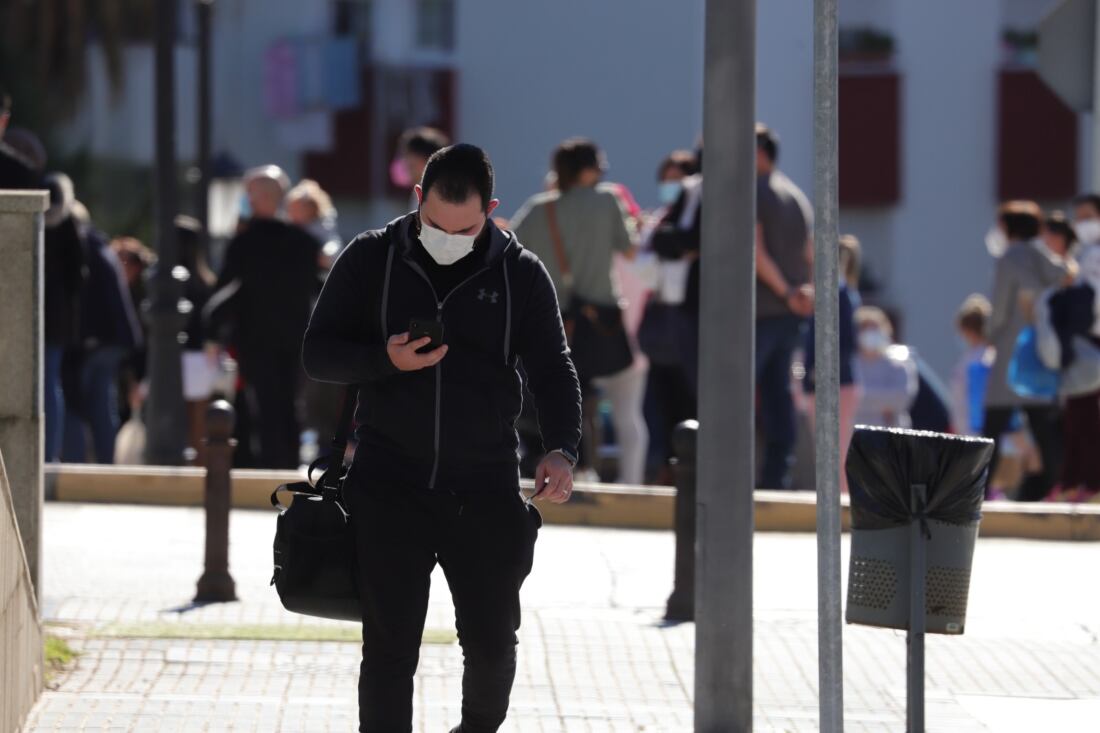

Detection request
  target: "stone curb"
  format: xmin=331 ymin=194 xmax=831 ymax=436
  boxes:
xmin=46 ymin=464 xmax=1100 ymax=541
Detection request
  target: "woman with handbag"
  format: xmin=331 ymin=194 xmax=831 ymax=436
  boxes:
xmin=511 ymin=138 xmax=639 ymax=481
xmin=982 ymin=201 xmax=1073 ymax=501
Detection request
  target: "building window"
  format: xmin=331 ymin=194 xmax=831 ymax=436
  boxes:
xmin=416 ymin=0 xmax=454 ymax=51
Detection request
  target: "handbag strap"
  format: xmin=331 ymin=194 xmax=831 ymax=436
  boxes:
xmin=329 ymin=384 xmax=359 ymax=455
xmin=545 ymin=199 xmax=575 ymax=293
xmin=269 ymin=385 xmax=358 ymax=511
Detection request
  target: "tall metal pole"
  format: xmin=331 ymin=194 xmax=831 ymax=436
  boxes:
xmin=813 ymin=0 xmax=844 ymax=730
xmin=1093 ymin=0 xmax=1100 ymax=188
xmin=696 ymin=1 xmax=756 ymax=730
xmin=197 ymin=0 xmax=213 ymax=236
xmin=145 ymin=0 xmax=188 ymax=465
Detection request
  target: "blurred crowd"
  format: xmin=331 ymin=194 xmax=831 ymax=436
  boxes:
xmin=4 ymin=81 xmax=1099 ymax=498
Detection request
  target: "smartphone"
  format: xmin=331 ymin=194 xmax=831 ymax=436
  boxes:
xmin=409 ymin=318 xmax=444 ymax=354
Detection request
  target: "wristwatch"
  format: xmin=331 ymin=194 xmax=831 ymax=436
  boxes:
xmin=549 ymin=448 xmax=578 ymax=468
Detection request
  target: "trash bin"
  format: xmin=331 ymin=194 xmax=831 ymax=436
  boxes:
xmin=845 ymin=426 xmax=994 ymax=635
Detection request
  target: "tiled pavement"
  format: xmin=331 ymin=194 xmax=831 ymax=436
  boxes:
xmin=22 ymin=502 xmax=1100 ymax=732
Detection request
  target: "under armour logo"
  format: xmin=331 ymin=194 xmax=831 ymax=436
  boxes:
xmin=477 ymin=289 xmax=500 ymax=304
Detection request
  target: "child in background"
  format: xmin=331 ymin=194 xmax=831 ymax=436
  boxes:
xmin=951 ymin=293 xmax=1032 ymax=499
xmin=950 ymin=295 xmax=995 ymax=436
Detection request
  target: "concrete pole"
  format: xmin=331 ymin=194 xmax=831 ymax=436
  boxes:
xmin=1093 ymin=0 xmax=1100 ymax=188
xmin=0 ymin=190 xmax=49 ymax=603
xmin=145 ymin=0 xmax=188 ymax=465
xmin=813 ymin=0 xmax=845 ymax=730
xmin=695 ymin=2 xmax=756 ymax=730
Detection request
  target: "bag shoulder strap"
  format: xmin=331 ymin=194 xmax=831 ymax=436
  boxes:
xmin=269 ymin=385 xmax=358 ymax=510
xmin=545 ymin=199 xmax=574 ymax=291
xmin=330 ymin=385 xmax=358 ymax=454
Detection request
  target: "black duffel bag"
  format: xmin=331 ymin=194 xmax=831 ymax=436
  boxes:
xmin=270 ymin=387 xmax=361 ymax=621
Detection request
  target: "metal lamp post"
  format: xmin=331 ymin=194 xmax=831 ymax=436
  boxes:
xmin=145 ymin=0 xmax=188 ymax=466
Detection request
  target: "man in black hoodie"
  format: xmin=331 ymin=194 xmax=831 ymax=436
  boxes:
xmin=302 ymin=144 xmax=581 ymax=733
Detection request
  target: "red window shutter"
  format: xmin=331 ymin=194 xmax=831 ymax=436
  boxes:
xmin=302 ymin=66 xmax=457 ymax=199
xmin=839 ymin=72 xmax=901 ymax=207
xmin=997 ymin=69 xmax=1078 ymax=201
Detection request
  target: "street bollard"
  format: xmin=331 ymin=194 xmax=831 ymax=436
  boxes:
xmin=195 ymin=400 xmax=238 ymax=602
xmin=665 ymin=420 xmax=698 ymax=622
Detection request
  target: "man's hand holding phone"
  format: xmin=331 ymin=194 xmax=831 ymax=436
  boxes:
xmin=387 ymin=332 xmax=448 ymax=371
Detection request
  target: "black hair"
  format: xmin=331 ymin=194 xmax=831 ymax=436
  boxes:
xmin=998 ymin=200 xmax=1042 ymax=241
xmin=756 ymin=123 xmax=779 ymax=163
xmin=399 ymin=126 xmax=451 ymax=160
xmin=657 ymin=150 xmax=697 ymax=180
xmin=552 ymin=138 xmax=605 ymax=192
xmin=420 ymin=143 xmax=495 ymax=210
xmin=1073 ymin=193 xmax=1100 ymax=217
xmin=0 ymin=90 xmax=11 ymax=115
xmin=1045 ymin=211 xmax=1078 ymax=250
xmin=174 ymin=214 xmax=215 ymax=286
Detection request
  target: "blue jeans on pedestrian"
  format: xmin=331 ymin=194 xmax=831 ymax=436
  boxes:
xmin=756 ymin=315 xmax=806 ymax=489
xmin=63 ymin=347 xmax=126 ymax=463
xmin=44 ymin=346 xmax=65 ymax=462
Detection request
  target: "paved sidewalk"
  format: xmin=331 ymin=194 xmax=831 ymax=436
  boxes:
xmin=24 ymin=502 xmax=1100 ymax=731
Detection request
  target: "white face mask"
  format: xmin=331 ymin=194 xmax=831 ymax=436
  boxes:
xmin=1074 ymin=218 xmax=1100 ymax=247
xmin=859 ymin=329 xmax=889 ymax=354
xmin=985 ymin=225 xmax=1007 ymax=258
xmin=418 ymin=218 xmax=480 ymax=266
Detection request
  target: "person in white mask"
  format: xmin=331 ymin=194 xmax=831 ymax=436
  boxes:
xmin=852 ymin=306 xmax=918 ymax=429
xmin=1072 ymin=194 xmax=1100 ymax=292
xmin=302 ymin=143 xmax=581 ymax=733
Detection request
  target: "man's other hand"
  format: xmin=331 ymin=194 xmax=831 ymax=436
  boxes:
xmin=533 ymin=453 xmax=574 ymax=504
xmin=387 ymin=332 xmax=448 ymax=372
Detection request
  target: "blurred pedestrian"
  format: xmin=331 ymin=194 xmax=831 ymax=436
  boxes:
xmin=42 ymin=174 xmax=87 ymax=461
xmin=394 ymin=126 xmax=450 ymax=205
xmin=950 ymin=295 xmax=995 ymax=436
xmin=637 ymin=151 xmax=700 ymax=481
xmin=287 ymin=178 xmax=344 ymax=268
xmin=206 ymin=165 xmax=321 ymax=468
xmin=1071 ymin=194 xmax=1100 ymax=304
xmin=0 ymin=90 xmax=39 ymax=188
xmin=853 ymin=306 xmax=917 ymax=428
xmin=803 ymin=234 xmax=862 ymax=492
xmin=110 ymin=236 xmax=155 ymax=424
xmin=61 ymin=202 xmax=143 ymax=464
xmin=1038 ymin=213 xmax=1100 ymax=502
xmin=754 ymin=124 xmax=814 ymax=489
xmin=511 ymin=138 xmax=638 ymax=482
xmin=287 ymin=178 xmax=347 ymax=451
xmin=175 ymin=216 xmax=218 ymax=466
xmin=983 ymin=201 xmax=1072 ymax=501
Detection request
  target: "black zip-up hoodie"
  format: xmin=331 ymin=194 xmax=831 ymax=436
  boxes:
xmin=302 ymin=213 xmax=582 ymax=492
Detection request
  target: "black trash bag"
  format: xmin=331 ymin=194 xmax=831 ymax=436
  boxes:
xmin=846 ymin=426 xmax=995 ymax=530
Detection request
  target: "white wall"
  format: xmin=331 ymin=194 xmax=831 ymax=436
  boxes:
xmin=887 ymin=0 xmax=1002 ymax=377
xmin=61 ymin=0 xmax=334 ymax=180
xmin=454 ymin=0 xmax=705 ymax=215
xmin=757 ymin=0 xmax=814 ymax=197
